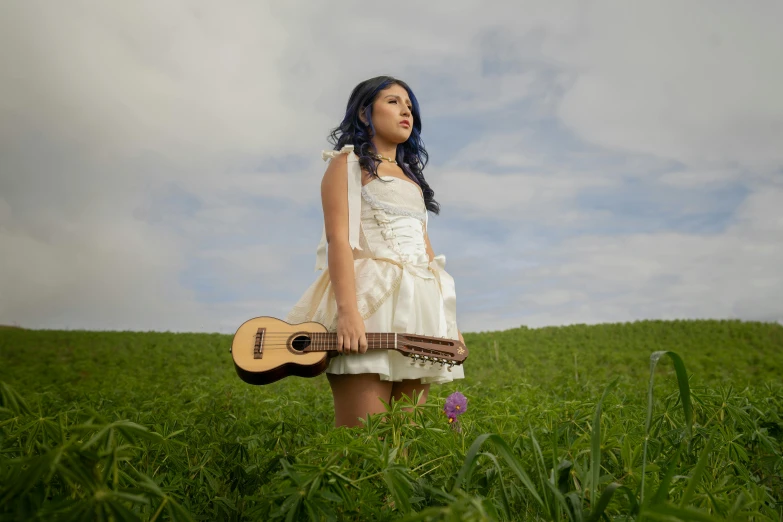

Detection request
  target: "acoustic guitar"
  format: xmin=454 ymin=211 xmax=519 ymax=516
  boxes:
xmin=231 ymin=316 xmax=469 ymax=385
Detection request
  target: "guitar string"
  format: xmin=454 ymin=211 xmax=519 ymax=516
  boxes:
xmin=241 ymin=344 xmax=458 ymax=352
xmin=241 ymin=349 xmax=460 ymax=360
xmin=234 ymin=333 xmax=458 ymax=342
xmin=235 ymin=334 xmax=459 ymax=344
xmin=239 ymin=341 xmax=458 ymax=350
xmin=237 ymin=336 xmax=459 ymax=347
xmin=235 ymin=333 xmax=452 ymax=337
xmin=237 ymin=347 xmax=462 ymax=360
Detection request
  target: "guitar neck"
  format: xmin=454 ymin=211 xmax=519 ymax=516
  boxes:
xmin=303 ymin=332 xmax=400 ymax=353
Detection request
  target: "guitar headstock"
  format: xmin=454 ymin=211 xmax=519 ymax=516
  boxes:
xmin=393 ymin=333 xmax=468 ymax=369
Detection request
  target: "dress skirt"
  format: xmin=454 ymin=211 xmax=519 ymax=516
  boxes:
xmin=285 ymin=256 xmax=465 ymax=385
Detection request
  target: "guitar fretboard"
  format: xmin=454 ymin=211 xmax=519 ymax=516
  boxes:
xmin=303 ymin=332 xmax=398 ymax=352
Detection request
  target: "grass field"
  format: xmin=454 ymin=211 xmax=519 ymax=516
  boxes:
xmin=1 ymin=319 xmax=782 ymax=521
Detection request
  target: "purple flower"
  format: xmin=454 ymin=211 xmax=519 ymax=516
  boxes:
xmin=444 ymin=391 xmax=468 ymax=419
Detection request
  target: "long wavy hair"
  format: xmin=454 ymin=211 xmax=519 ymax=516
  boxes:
xmin=328 ymin=76 xmax=440 ymax=215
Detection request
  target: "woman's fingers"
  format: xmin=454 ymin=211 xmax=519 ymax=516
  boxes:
xmin=340 ymin=334 xmax=355 ymax=355
xmin=336 ymin=332 xmax=367 ymax=355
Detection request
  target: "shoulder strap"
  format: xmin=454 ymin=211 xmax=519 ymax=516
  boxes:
xmin=315 ymin=145 xmax=363 ymax=271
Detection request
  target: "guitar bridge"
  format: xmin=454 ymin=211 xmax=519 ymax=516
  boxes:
xmin=254 ymin=328 xmax=265 ymax=359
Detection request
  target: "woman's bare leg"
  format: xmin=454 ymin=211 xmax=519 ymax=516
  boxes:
xmin=327 ymin=373 xmax=393 ymax=428
xmin=391 ymin=379 xmax=430 ymax=409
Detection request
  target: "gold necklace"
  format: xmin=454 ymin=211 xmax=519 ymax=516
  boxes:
xmin=373 ymin=153 xmax=397 ymax=165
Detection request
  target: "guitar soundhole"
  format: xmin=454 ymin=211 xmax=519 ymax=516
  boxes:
xmin=291 ymin=335 xmax=311 ymax=352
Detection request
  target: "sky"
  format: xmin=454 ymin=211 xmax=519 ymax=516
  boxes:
xmin=1 ymin=1 xmax=782 ymax=334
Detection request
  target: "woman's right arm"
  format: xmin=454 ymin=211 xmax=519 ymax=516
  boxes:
xmin=320 ymin=153 xmax=368 ymax=354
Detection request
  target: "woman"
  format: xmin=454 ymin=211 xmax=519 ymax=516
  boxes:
xmin=286 ymin=76 xmax=465 ymax=427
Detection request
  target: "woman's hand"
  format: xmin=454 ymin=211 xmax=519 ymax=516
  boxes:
xmin=336 ymin=308 xmax=368 ymax=355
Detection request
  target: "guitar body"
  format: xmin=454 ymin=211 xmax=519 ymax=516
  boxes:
xmin=231 ymin=316 xmax=331 ymax=385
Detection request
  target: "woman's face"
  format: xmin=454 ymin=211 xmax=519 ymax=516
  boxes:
xmin=367 ymin=83 xmax=414 ymax=144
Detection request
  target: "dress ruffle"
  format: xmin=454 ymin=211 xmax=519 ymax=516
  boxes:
xmin=286 ymin=254 xmax=457 ymax=339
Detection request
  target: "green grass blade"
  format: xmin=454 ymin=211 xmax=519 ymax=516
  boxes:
xmin=543 ymin=480 xmax=575 ymax=522
xmin=641 ymin=351 xmax=693 ymax=507
xmin=452 ymin=433 xmax=545 ymax=509
xmin=586 ymin=482 xmax=620 ymax=522
xmin=680 ymin=434 xmax=714 ymax=508
xmin=551 ymin=416 xmax=562 ymax=521
xmin=528 ymin=424 xmax=554 ymax=518
xmin=383 ymin=464 xmax=414 ymax=514
xmin=591 ymin=378 xmax=618 ymax=501
xmin=478 ymin=451 xmax=511 ymax=519
xmin=646 ymin=351 xmax=693 ymax=440
xmin=641 ymin=502 xmax=724 ymax=522
xmin=451 ymin=433 xmax=493 ymax=492
xmin=650 ymin=446 xmax=682 ymax=507
xmin=0 ymin=381 xmax=32 ymax=416
xmin=726 ymin=492 xmax=745 ymax=520
xmin=565 ymin=492 xmax=584 ymax=522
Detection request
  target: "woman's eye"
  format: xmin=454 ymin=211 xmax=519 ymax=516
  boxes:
xmin=389 ymin=99 xmax=412 ymax=110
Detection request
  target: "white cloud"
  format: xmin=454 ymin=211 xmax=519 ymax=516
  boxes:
xmin=429 ymin=166 xmax=613 ymax=222
xmin=0 ymin=1 xmax=312 ymax=159
xmin=553 ymin=2 xmax=783 ymax=171
xmin=657 ymin=169 xmax=740 ymax=188
xmin=0 ymin=207 xmax=201 ymax=331
xmin=453 ymin=184 xmax=783 ymax=332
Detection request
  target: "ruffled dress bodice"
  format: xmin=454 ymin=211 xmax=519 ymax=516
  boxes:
xmin=356 ymin=175 xmax=429 ymax=265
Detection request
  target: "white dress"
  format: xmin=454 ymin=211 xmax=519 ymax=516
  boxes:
xmin=285 ymin=145 xmax=465 ymax=384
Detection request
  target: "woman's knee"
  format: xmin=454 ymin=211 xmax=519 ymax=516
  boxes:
xmin=391 ymin=379 xmax=429 ymax=405
xmin=328 ymin=373 xmax=393 ymax=426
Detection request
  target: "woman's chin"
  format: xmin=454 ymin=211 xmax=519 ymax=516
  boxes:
xmin=394 ymin=131 xmax=413 ymax=143
xmin=375 ymin=129 xmax=412 ymax=145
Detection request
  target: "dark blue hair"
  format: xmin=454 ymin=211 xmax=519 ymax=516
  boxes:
xmin=328 ymin=76 xmax=440 ymax=215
